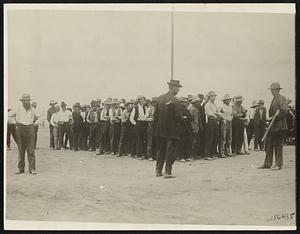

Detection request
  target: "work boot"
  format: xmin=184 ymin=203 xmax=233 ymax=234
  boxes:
xmin=163 ymin=173 xmax=176 ymax=179
xmin=271 ymin=166 xmax=281 ymax=171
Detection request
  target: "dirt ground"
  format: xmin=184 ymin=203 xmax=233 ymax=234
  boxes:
xmin=5 ymin=126 xmax=296 ymax=227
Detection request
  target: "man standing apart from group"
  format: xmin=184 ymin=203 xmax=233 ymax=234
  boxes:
xmin=154 ymin=80 xmax=183 ymax=178
xmin=9 ymin=94 xmax=42 ymax=175
xmin=258 ymin=82 xmax=288 ymax=171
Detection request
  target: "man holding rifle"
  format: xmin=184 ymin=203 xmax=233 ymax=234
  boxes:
xmin=258 ymin=82 xmax=288 ymax=171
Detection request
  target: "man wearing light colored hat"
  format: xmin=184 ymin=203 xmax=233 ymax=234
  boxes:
xmin=154 ymin=79 xmax=183 ymax=178
xmin=218 ymin=94 xmax=233 ymax=158
xmin=47 ymin=100 xmax=57 ymax=150
xmin=109 ymin=98 xmax=122 ymax=155
xmin=258 ymin=82 xmax=288 ymax=171
xmin=204 ymin=91 xmax=220 ymax=160
xmin=232 ymin=96 xmax=248 ymax=155
xmin=253 ymin=99 xmax=267 ymax=151
xmin=188 ymin=96 xmax=202 ymax=160
xmin=130 ymin=95 xmax=147 ymax=159
xmin=246 ymin=100 xmax=259 ymax=148
xmin=8 ymin=94 xmax=42 ymax=175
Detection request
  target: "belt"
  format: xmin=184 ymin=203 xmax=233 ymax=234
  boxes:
xmin=18 ymin=123 xmax=34 ymax=127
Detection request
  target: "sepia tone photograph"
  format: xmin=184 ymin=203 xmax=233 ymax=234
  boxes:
xmin=4 ymin=3 xmax=296 ymax=230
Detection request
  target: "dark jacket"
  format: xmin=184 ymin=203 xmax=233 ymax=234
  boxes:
xmin=253 ymin=106 xmax=267 ymax=126
xmin=47 ymin=107 xmax=56 ymax=123
xmin=269 ymin=93 xmax=288 ymax=133
xmin=72 ymin=110 xmax=83 ymax=127
xmin=179 ymin=105 xmax=193 ymax=134
xmin=154 ymin=91 xmax=182 ymax=140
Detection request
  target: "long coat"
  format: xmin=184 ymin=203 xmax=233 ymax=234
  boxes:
xmin=269 ymin=93 xmax=288 ymax=133
xmin=154 ymin=91 xmax=182 ymax=140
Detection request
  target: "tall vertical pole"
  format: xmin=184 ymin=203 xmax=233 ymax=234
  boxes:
xmin=171 ymin=5 xmax=174 ymax=80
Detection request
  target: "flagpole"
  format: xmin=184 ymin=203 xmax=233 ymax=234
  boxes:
xmin=171 ymin=5 xmax=174 ymax=81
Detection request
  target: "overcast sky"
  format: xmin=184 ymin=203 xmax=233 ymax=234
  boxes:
xmin=6 ymin=10 xmax=295 ymax=113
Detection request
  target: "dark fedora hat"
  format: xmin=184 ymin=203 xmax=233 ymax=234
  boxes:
xmin=167 ymin=80 xmax=182 ymax=87
xmin=73 ymin=102 xmax=81 ymax=108
xmin=61 ymin=101 xmax=67 ymax=107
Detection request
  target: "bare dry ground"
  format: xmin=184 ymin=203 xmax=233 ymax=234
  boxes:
xmin=5 ymin=126 xmax=295 ymax=227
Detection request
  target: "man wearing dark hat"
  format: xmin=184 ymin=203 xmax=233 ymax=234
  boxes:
xmin=154 ymin=79 xmax=183 ymax=178
xmin=196 ymin=93 xmax=206 ymax=157
xmin=87 ymin=100 xmax=99 ymax=152
xmin=80 ymin=105 xmax=90 ymax=151
xmin=58 ymin=102 xmax=73 ymax=150
xmin=8 ymin=94 xmax=42 ymax=174
xmin=130 ymin=95 xmax=148 ymax=159
xmin=72 ymin=103 xmax=83 ymax=151
xmin=47 ymin=100 xmax=57 ymax=150
xmin=253 ymin=99 xmax=267 ymax=151
xmin=97 ymin=99 xmax=111 ymax=155
xmin=258 ymin=82 xmax=288 ymax=171
xmin=232 ymin=96 xmax=247 ymax=155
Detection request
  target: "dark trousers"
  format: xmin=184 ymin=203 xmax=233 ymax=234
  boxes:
xmin=136 ymin=121 xmax=148 ymax=157
xmin=156 ymin=137 xmax=178 ymax=175
xmin=220 ymin=121 xmax=232 ymax=155
xmin=49 ymin=124 xmax=54 ymax=148
xmin=95 ymin=124 xmax=100 ymax=149
xmin=99 ymin=121 xmax=110 ymax=152
xmin=254 ymin=122 xmax=265 ymax=150
xmin=178 ymin=129 xmax=193 ymax=160
xmin=264 ymin=131 xmax=284 ymax=167
xmin=246 ymin=119 xmax=255 ymax=146
xmin=191 ymin=132 xmax=198 ymax=157
xmin=110 ymin=122 xmax=121 ymax=154
xmin=128 ymin=124 xmax=136 ymax=155
xmin=7 ymin=123 xmax=17 ymax=147
xmin=204 ymin=119 xmax=218 ymax=157
xmin=118 ymin=122 xmax=130 ymax=155
xmin=80 ymin=122 xmax=89 ymax=150
xmin=73 ymin=124 xmax=82 ymax=150
xmin=232 ymin=119 xmax=245 ymax=154
xmin=59 ymin=123 xmax=68 ymax=149
xmin=196 ymin=129 xmax=205 ymax=157
xmin=34 ymin=125 xmax=39 ymax=149
xmin=89 ymin=123 xmax=98 ymax=150
xmin=146 ymin=122 xmax=155 ymax=158
xmin=16 ymin=124 xmax=36 ymax=172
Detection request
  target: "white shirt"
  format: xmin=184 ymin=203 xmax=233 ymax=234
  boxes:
xmin=248 ymin=107 xmax=256 ymax=121
xmin=109 ymin=108 xmax=122 ymax=124
xmin=80 ymin=111 xmax=86 ymax=122
xmin=219 ymin=104 xmax=233 ymax=121
xmin=58 ymin=110 xmax=72 ymax=123
xmin=8 ymin=105 xmax=42 ymax=126
xmin=130 ymin=104 xmax=147 ymax=125
xmin=50 ymin=112 xmax=60 ymax=127
xmin=205 ymin=101 xmax=218 ymax=119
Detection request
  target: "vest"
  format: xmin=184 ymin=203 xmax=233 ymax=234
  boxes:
xmin=134 ymin=105 xmax=146 ymax=121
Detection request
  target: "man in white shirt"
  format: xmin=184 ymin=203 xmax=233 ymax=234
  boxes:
xmin=218 ymin=94 xmax=233 ymax=158
xmin=204 ymin=91 xmax=220 ymax=160
xmin=7 ymin=108 xmax=18 ymax=150
xmin=8 ymin=94 xmax=42 ymax=175
xmin=58 ymin=102 xmax=72 ymax=150
xmin=50 ymin=105 xmax=61 ymax=150
xmin=109 ymin=98 xmax=122 ymax=155
xmin=130 ymin=95 xmax=147 ymax=159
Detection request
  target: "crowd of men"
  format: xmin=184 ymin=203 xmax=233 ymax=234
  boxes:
xmin=7 ymin=80 xmax=295 ymax=177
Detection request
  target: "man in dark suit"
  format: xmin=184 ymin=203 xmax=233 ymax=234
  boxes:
xmin=258 ymin=82 xmax=288 ymax=171
xmin=154 ymin=79 xmax=183 ymax=178
xmin=253 ymin=100 xmax=267 ymax=151
xmin=72 ymin=103 xmax=83 ymax=151
xmin=47 ymin=100 xmax=57 ymax=150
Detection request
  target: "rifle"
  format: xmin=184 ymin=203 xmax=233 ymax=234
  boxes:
xmin=262 ymin=109 xmax=279 ymax=142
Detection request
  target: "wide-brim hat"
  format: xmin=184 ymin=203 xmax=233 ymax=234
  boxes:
xmin=73 ymin=102 xmax=81 ymax=108
xmin=90 ymin=100 xmax=98 ymax=107
xmin=234 ymin=96 xmax=244 ymax=102
xmin=111 ymin=98 xmax=120 ymax=104
xmin=268 ymin=82 xmax=282 ymax=90
xmin=198 ymin=93 xmax=204 ymax=99
xmin=104 ymin=100 xmax=112 ymax=105
xmin=19 ymin=93 xmax=32 ymax=101
xmin=136 ymin=95 xmax=145 ymax=101
xmin=61 ymin=101 xmax=67 ymax=107
xmin=251 ymin=100 xmax=258 ymax=108
xmin=191 ymin=96 xmax=201 ymax=104
xmin=258 ymin=99 xmax=264 ymax=105
xmin=221 ymin=94 xmax=232 ymax=101
xmin=178 ymin=97 xmax=188 ymax=102
xmin=49 ymin=100 xmax=57 ymax=105
xmin=167 ymin=79 xmax=182 ymax=87
xmin=207 ymin=91 xmax=217 ymax=97
xmin=151 ymin=97 xmax=158 ymax=103
xmin=54 ymin=105 xmax=60 ymax=110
